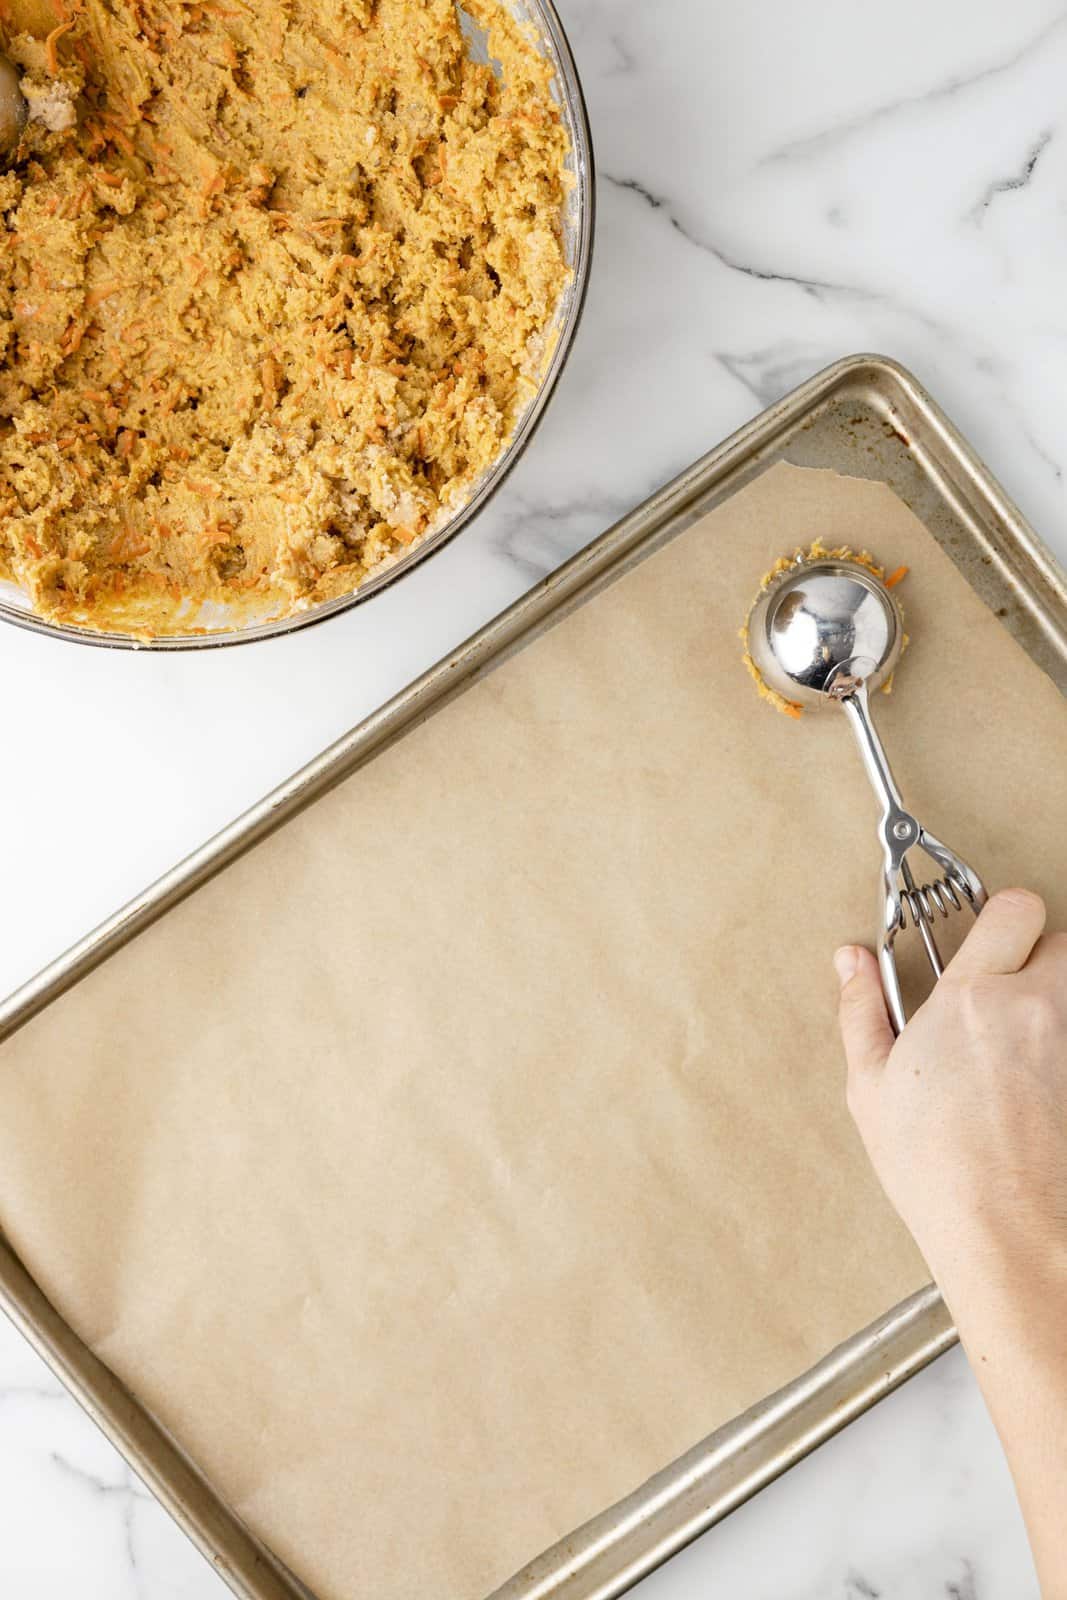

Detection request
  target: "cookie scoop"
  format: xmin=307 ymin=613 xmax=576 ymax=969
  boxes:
xmin=747 ymin=554 xmax=987 ymax=1031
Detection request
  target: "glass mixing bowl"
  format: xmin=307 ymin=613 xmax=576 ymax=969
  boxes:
xmin=0 ymin=0 xmax=594 ymax=650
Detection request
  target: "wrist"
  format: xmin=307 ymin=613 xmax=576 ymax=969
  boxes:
xmin=929 ymin=1199 xmax=1067 ymax=1350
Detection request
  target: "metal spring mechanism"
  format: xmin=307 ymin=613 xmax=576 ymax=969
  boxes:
xmin=902 ymin=874 xmax=975 ymax=928
xmin=886 ymin=841 xmax=985 ymax=1029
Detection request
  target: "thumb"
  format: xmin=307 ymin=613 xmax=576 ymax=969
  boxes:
xmin=834 ymin=945 xmax=895 ymax=1077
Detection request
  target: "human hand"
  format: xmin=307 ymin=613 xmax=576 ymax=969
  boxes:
xmin=835 ymin=889 xmax=1067 ymax=1600
xmin=835 ymin=889 xmax=1067 ymax=1313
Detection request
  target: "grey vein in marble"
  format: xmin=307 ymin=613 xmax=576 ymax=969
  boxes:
xmin=490 ymin=482 xmax=636 ymax=580
xmin=967 ymin=128 xmax=1053 ymax=219
xmin=844 ymin=1573 xmax=881 ymax=1600
xmin=50 ymin=1448 xmax=153 ymax=1503
xmin=946 ymin=1561 xmax=978 ymax=1600
xmin=761 ymin=7 xmax=1067 ymax=163
xmin=599 ymin=171 xmax=858 ymax=299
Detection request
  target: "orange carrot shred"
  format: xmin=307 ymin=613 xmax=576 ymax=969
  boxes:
xmin=45 ymin=17 xmax=76 ymax=74
xmin=884 ymin=564 xmax=909 ymax=589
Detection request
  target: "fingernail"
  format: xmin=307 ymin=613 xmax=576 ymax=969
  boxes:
xmin=834 ymin=947 xmax=859 ymax=987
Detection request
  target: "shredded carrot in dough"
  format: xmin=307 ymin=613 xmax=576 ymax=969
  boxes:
xmin=0 ymin=0 xmax=571 ymax=634
xmin=43 ymin=16 xmax=75 ymax=75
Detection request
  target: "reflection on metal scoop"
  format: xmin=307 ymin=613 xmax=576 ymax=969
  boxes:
xmin=0 ymin=53 xmax=27 ymax=161
xmin=748 ymin=557 xmax=987 ymax=1032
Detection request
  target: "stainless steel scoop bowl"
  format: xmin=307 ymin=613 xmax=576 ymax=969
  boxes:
xmin=748 ymin=556 xmax=987 ymax=1032
xmin=747 ymin=560 xmax=903 ymax=706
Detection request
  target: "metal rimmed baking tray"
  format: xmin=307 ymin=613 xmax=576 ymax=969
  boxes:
xmin=1 ymin=354 xmax=1064 ymax=1600
xmin=0 ymin=0 xmax=595 ymax=652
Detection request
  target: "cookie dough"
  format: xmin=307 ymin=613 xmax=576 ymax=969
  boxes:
xmin=0 ymin=0 xmax=571 ymax=634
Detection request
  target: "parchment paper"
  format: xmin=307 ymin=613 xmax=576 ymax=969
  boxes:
xmin=0 ymin=464 xmax=1064 ymax=1600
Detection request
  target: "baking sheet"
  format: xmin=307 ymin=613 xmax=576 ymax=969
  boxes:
xmin=0 ymin=447 xmax=1064 ymax=1599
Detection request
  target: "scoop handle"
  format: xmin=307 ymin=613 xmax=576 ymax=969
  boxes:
xmin=840 ymin=684 xmax=988 ymax=1036
xmin=839 ymin=683 xmax=920 ymax=871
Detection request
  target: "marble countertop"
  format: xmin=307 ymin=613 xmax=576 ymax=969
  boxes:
xmin=1 ymin=0 xmax=1062 ymax=1593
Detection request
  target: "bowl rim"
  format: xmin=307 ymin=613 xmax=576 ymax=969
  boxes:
xmin=0 ymin=0 xmax=596 ymax=652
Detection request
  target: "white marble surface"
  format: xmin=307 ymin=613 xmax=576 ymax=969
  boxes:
xmin=0 ymin=0 xmax=1063 ymax=1593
